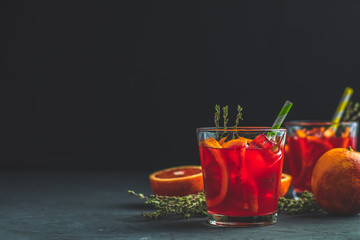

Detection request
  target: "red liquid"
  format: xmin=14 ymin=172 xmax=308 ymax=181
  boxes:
xmin=199 ymin=137 xmax=284 ymax=216
xmin=286 ymin=135 xmax=356 ymax=192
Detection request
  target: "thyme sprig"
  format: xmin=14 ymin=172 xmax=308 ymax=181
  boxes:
xmin=128 ymin=190 xmax=320 ymax=219
xmin=128 ymin=190 xmax=207 ymax=219
xmin=343 ymin=101 xmax=360 ymax=121
xmin=214 ymin=104 xmax=221 ymax=129
xmin=214 ymin=104 xmax=243 ymax=130
xmin=277 ymin=191 xmax=320 ymax=215
xmin=234 ymin=105 xmax=243 ymax=129
xmin=233 ymin=105 xmax=243 ymax=138
xmin=222 ymin=105 xmax=229 ymax=129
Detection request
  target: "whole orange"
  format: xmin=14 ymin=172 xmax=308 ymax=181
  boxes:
xmin=311 ymin=148 xmax=360 ymax=215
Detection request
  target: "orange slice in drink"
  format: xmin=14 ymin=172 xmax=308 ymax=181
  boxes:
xmin=218 ymin=136 xmax=227 ymax=145
xmin=296 ymin=129 xmax=307 ymax=138
xmin=342 ymin=127 xmax=350 ymax=137
xmin=204 ymin=147 xmax=229 ymax=207
xmin=280 ymin=173 xmax=292 ymax=197
xmin=323 ymin=128 xmax=335 ymax=138
xmin=202 ymin=137 xmax=228 ymax=207
xmin=221 ymin=137 xmax=248 ymax=148
xmin=149 ymin=166 xmax=203 ymax=196
xmin=202 ymin=137 xmax=222 ymax=148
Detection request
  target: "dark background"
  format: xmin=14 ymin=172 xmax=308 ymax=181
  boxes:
xmin=1 ymin=1 xmax=360 ymax=171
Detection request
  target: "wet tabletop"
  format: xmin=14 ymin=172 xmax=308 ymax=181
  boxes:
xmin=0 ymin=170 xmax=359 ymax=240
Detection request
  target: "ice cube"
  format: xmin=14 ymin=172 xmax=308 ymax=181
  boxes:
xmin=248 ymin=134 xmax=283 ymax=166
xmin=248 ymin=134 xmax=276 ymax=150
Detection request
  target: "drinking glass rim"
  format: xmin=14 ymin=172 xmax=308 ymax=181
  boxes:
xmin=196 ymin=127 xmax=286 ymax=132
xmin=284 ymin=120 xmax=358 ymax=127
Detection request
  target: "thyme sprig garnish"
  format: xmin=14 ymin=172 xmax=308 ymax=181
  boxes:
xmin=234 ymin=105 xmax=243 ymax=129
xmin=214 ymin=104 xmax=243 ymax=131
xmin=343 ymin=101 xmax=360 ymax=121
xmin=233 ymin=105 xmax=243 ymax=138
xmin=222 ymin=105 xmax=229 ymax=129
xmin=129 ymin=190 xmax=320 ymax=219
xmin=214 ymin=105 xmax=221 ymax=129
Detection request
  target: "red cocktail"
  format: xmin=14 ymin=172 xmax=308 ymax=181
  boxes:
xmin=285 ymin=121 xmax=358 ymax=194
xmin=197 ymin=128 xmax=286 ymax=226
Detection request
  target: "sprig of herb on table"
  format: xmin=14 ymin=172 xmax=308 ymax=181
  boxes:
xmin=277 ymin=191 xmax=320 ymax=215
xmin=128 ymin=190 xmax=320 ymax=219
xmin=128 ymin=191 xmax=207 ymax=219
xmin=343 ymin=101 xmax=360 ymax=121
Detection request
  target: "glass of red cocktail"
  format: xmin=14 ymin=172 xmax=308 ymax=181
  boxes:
xmin=284 ymin=121 xmax=358 ymax=195
xmin=197 ymin=127 xmax=286 ymax=227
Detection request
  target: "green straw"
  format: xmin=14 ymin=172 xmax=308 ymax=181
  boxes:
xmin=271 ymin=100 xmax=293 ymax=129
xmin=268 ymin=100 xmax=293 ymax=137
xmin=331 ymin=87 xmax=353 ymax=128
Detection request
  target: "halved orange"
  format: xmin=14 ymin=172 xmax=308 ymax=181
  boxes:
xmin=280 ymin=173 xmax=292 ymax=197
xmin=149 ymin=166 xmax=204 ymax=196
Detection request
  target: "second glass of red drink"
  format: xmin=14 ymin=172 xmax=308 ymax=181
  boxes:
xmin=284 ymin=121 xmax=358 ymax=195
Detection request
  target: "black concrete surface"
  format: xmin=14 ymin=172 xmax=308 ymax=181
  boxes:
xmin=0 ymin=170 xmax=359 ymax=240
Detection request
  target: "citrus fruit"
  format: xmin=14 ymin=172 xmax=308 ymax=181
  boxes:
xmin=323 ymin=128 xmax=335 ymax=138
xmin=218 ymin=136 xmax=227 ymax=145
xmin=202 ymin=147 xmax=228 ymax=207
xmin=296 ymin=129 xmax=307 ymax=138
xmin=221 ymin=138 xmax=248 ymax=148
xmin=280 ymin=173 xmax=292 ymax=197
xmin=311 ymin=148 xmax=360 ymax=215
xmin=149 ymin=166 xmax=204 ymax=196
xmin=202 ymin=137 xmax=222 ymax=148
